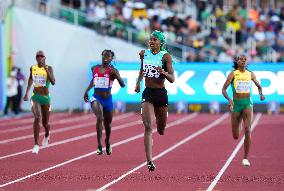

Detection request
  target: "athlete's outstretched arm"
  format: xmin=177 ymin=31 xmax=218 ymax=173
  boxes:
xmin=83 ymin=79 xmax=93 ymax=102
xmin=111 ymin=67 xmax=125 ymax=87
xmin=23 ymin=67 xmax=33 ymax=101
xmin=222 ymin=71 xmax=234 ymax=111
xmin=251 ymin=72 xmax=265 ymax=101
xmin=158 ymin=53 xmax=175 ymax=83
xmin=45 ymin=66 xmax=55 ymax=85
xmin=135 ymin=50 xmax=145 ymax=93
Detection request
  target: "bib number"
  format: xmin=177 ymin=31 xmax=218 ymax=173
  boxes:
xmin=236 ymin=81 xmax=250 ymax=93
xmin=143 ymin=64 xmax=160 ymax=78
xmin=33 ymin=75 xmax=46 ymax=86
xmin=93 ymin=77 xmax=109 ymax=88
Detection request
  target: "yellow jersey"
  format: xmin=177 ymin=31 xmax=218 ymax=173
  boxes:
xmin=31 ymin=64 xmax=50 ymax=88
xmin=231 ymin=69 xmax=252 ymax=94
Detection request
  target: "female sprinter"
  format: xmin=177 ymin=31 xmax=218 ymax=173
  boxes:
xmin=135 ymin=31 xmax=175 ymax=172
xmin=84 ymin=50 xmax=125 ymax=155
xmin=222 ymin=54 xmax=265 ymax=166
xmin=23 ymin=50 xmax=56 ymax=154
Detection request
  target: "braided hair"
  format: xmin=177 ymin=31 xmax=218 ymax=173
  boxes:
xmin=102 ymin=49 xmax=115 ymax=58
xmin=232 ymin=55 xmax=239 ymax=69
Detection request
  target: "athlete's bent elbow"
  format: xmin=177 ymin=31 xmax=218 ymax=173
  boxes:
xmin=169 ymin=78 xmax=175 ymax=83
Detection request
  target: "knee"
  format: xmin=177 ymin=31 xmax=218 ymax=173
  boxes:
xmin=143 ymin=120 xmax=152 ymax=130
xmin=145 ymin=126 xmax=152 ymax=134
xmin=34 ymin=116 xmax=41 ymax=123
xmin=104 ymin=122 xmax=111 ymax=130
xmin=42 ymin=121 xmax=49 ymax=127
xmin=244 ymin=128 xmax=251 ymax=136
xmin=96 ymin=116 xmax=104 ymax=123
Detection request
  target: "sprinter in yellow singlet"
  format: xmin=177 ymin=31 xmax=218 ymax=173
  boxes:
xmin=222 ymin=55 xmax=265 ymax=166
xmin=23 ymin=50 xmax=55 ymax=154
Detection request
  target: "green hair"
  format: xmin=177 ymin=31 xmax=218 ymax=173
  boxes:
xmin=151 ymin=30 xmax=166 ymax=51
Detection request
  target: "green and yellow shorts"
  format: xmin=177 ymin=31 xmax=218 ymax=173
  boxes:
xmin=233 ymin=98 xmax=253 ymax=113
xmin=31 ymin=93 xmax=50 ymax=106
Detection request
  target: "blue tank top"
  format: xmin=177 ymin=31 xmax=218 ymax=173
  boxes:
xmin=143 ymin=49 xmax=167 ymax=78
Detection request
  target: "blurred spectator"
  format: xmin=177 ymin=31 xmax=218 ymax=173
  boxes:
xmin=56 ymin=0 xmax=284 ymax=62
xmin=61 ymin=0 xmax=70 ymax=7
xmin=122 ymin=1 xmax=133 ymax=21
xmin=95 ymin=1 xmax=107 ymax=20
xmin=132 ymin=2 xmax=147 ymax=19
xmin=4 ymin=71 xmax=19 ymax=116
xmin=72 ymin=0 xmax=81 ymax=10
xmin=248 ymin=50 xmax=261 ymax=62
xmin=218 ymin=49 xmax=234 ymax=62
xmin=132 ymin=16 xmax=149 ymax=31
xmin=85 ymin=1 xmax=96 ymax=25
xmin=15 ymin=68 xmax=25 ymax=112
xmin=38 ymin=0 xmax=48 ymax=14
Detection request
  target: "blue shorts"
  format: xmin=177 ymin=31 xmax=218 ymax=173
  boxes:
xmin=90 ymin=94 xmax=113 ymax=112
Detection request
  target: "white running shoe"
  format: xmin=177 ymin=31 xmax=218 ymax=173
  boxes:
xmin=242 ymin=159 xmax=251 ymax=166
xmin=32 ymin=145 xmax=40 ymax=154
xmin=42 ymin=135 xmax=50 ymax=147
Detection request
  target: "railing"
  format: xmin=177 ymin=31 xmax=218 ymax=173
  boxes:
xmin=10 ymin=0 xmax=200 ymax=62
xmin=6 ymin=0 xmax=281 ymax=62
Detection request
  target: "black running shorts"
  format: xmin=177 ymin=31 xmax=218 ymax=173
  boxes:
xmin=141 ymin=87 xmax=168 ymax=107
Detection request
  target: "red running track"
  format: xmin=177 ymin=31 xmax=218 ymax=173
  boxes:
xmin=0 ymin=112 xmax=283 ymax=191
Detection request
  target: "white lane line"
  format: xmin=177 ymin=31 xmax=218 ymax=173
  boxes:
xmin=96 ymin=113 xmax=229 ymax=191
xmin=206 ymin=113 xmax=262 ymax=191
xmin=0 ymin=120 xmax=143 ymax=160
xmin=0 ymin=113 xmax=70 ymax=127
xmin=0 ymin=115 xmax=92 ymax=134
xmin=0 ymin=113 xmax=197 ymax=160
xmin=0 ymin=113 xmax=135 ymax=143
xmin=0 ymin=112 xmax=134 ymax=134
xmin=0 ymin=113 xmax=198 ymax=188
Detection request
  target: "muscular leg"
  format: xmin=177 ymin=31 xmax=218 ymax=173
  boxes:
xmin=103 ymin=110 xmax=113 ymax=145
xmin=154 ymin=106 xmax=168 ymax=135
xmin=231 ymin=112 xmax=242 ymax=140
xmin=242 ymin=108 xmax=253 ymax=159
xmin=91 ymin=101 xmax=104 ymax=148
xmin=141 ymin=102 xmax=155 ymax=161
xmin=31 ymin=101 xmax=41 ymax=145
xmin=41 ymin=104 xmax=51 ymax=138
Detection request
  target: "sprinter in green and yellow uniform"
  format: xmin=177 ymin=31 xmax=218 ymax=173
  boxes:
xmin=23 ymin=50 xmax=55 ymax=154
xmin=222 ymin=55 xmax=265 ymax=167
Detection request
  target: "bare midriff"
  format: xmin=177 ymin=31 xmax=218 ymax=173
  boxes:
xmin=233 ymin=93 xmax=250 ymax=99
xmin=34 ymin=87 xmax=49 ymax=96
xmin=145 ymin=77 xmax=165 ymax=88
xmin=94 ymin=90 xmax=111 ymax=99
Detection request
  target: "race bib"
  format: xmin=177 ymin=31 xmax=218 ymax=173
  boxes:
xmin=236 ymin=81 xmax=251 ymax=93
xmin=93 ymin=77 xmax=109 ymax=88
xmin=33 ymin=75 xmax=46 ymax=86
xmin=143 ymin=64 xmax=160 ymax=78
